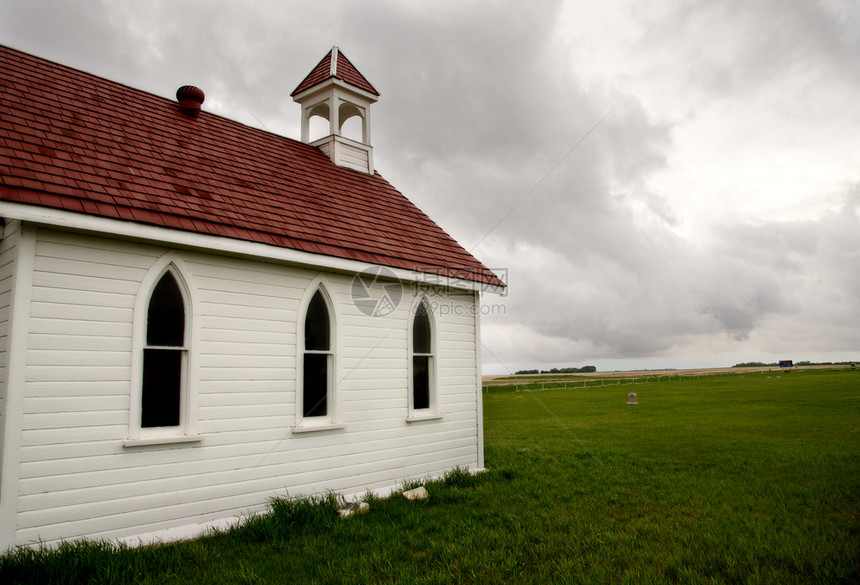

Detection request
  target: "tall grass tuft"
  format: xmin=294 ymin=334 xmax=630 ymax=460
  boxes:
xmin=0 ymin=538 xmax=210 ymax=585
xmin=228 ymin=492 xmax=342 ymax=543
xmin=441 ymin=466 xmax=480 ymax=489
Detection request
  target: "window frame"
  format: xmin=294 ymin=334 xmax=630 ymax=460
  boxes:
xmin=125 ymin=258 xmax=200 ymax=446
xmin=294 ymin=282 xmax=340 ymax=432
xmin=407 ymin=297 xmax=440 ymax=421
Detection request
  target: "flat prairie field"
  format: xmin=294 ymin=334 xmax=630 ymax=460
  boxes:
xmin=2 ymin=369 xmax=858 ymax=584
xmin=481 ymin=368 xmax=859 ymax=584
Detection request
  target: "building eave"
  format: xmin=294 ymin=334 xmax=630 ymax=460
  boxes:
xmin=0 ymin=201 xmax=506 ymax=294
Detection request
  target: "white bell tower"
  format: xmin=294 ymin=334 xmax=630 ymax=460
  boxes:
xmin=291 ymin=47 xmax=380 ymax=174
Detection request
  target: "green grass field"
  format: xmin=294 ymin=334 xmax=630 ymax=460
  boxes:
xmin=2 ymin=369 xmax=858 ymax=584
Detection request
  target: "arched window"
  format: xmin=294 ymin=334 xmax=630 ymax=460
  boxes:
xmin=302 ymin=289 xmax=333 ymax=418
xmin=141 ymin=271 xmax=187 ymax=428
xmin=411 ymin=301 xmax=434 ymax=412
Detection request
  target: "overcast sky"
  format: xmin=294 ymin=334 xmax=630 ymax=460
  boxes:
xmin=3 ymin=0 xmax=858 ymax=373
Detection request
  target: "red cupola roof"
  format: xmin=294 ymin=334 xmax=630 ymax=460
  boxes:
xmin=291 ymin=46 xmax=379 ymax=98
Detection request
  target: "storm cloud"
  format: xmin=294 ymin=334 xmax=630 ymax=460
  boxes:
xmin=2 ymin=0 xmax=858 ymax=372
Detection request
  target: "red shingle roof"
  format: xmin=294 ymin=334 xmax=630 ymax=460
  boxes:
xmin=291 ymin=47 xmax=379 ymax=97
xmin=0 ymin=45 xmax=503 ymax=287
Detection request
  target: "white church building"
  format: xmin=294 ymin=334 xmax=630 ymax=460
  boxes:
xmin=0 ymin=45 xmax=505 ymax=549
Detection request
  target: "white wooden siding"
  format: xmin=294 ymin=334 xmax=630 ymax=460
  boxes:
xmin=314 ymin=135 xmax=372 ymax=174
xmin=7 ymin=226 xmax=481 ymax=546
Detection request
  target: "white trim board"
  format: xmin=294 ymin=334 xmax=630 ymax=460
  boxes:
xmin=0 ymin=223 xmax=36 ymax=551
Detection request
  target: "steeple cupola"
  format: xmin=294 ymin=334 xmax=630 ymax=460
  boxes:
xmin=291 ymin=47 xmax=379 ymax=174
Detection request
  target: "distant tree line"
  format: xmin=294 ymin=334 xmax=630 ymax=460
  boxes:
xmin=733 ymin=361 xmax=856 ymax=368
xmin=515 ymin=366 xmax=597 ymax=375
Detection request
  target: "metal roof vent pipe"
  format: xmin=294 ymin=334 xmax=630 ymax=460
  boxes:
xmin=176 ymin=85 xmax=205 ymax=117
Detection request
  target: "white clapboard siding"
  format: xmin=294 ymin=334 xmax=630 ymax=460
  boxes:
xmin=200 ymin=327 xmax=295 ymax=344
xmin=28 ymin=334 xmax=132 ymax=352
xmin=202 ymin=331 xmax=295 ymax=348
xmin=339 ymin=377 xmax=404 ymax=391
xmin=23 ymin=394 xmax=128 ymax=414
xmin=25 ymin=365 xmax=131 ymax=383
xmin=6 ymin=226 xmax=483 ymax=547
xmin=200 ymin=389 xmax=290 ymax=407
xmin=18 ymin=423 xmax=464 ymax=493
xmin=20 ymin=425 xmax=130 ymax=448
xmin=198 ymin=382 xmax=294 ymax=398
xmin=28 ymin=316 xmax=130 ymax=338
xmin=199 ymin=314 xmax=291 ymax=334
xmin=16 ymin=380 xmax=130 ymax=397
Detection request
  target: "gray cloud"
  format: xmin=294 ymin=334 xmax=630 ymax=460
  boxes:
xmin=491 ymin=184 xmax=859 ymax=369
xmin=2 ymin=0 xmax=858 ymax=371
xmin=636 ymin=0 xmax=860 ymax=100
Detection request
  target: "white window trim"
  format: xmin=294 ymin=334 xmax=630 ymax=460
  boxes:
xmin=291 ymin=423 xmax=345 ymax=435
xmin=122 ymin=435 xmax=203 ymax=448
xmin=126 ymin=255 xmax=200 ymax=446
xmin=406 ymin=413 xmax=444 ymax=423
xmin=407 ymin=296 xmax=440 ymax=420
xmin=293 ymin=280 xmax=339 ymax=431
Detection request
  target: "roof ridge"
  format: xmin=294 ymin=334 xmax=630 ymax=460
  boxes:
xmin=330 ymin=46 xmax=338 ymax=77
